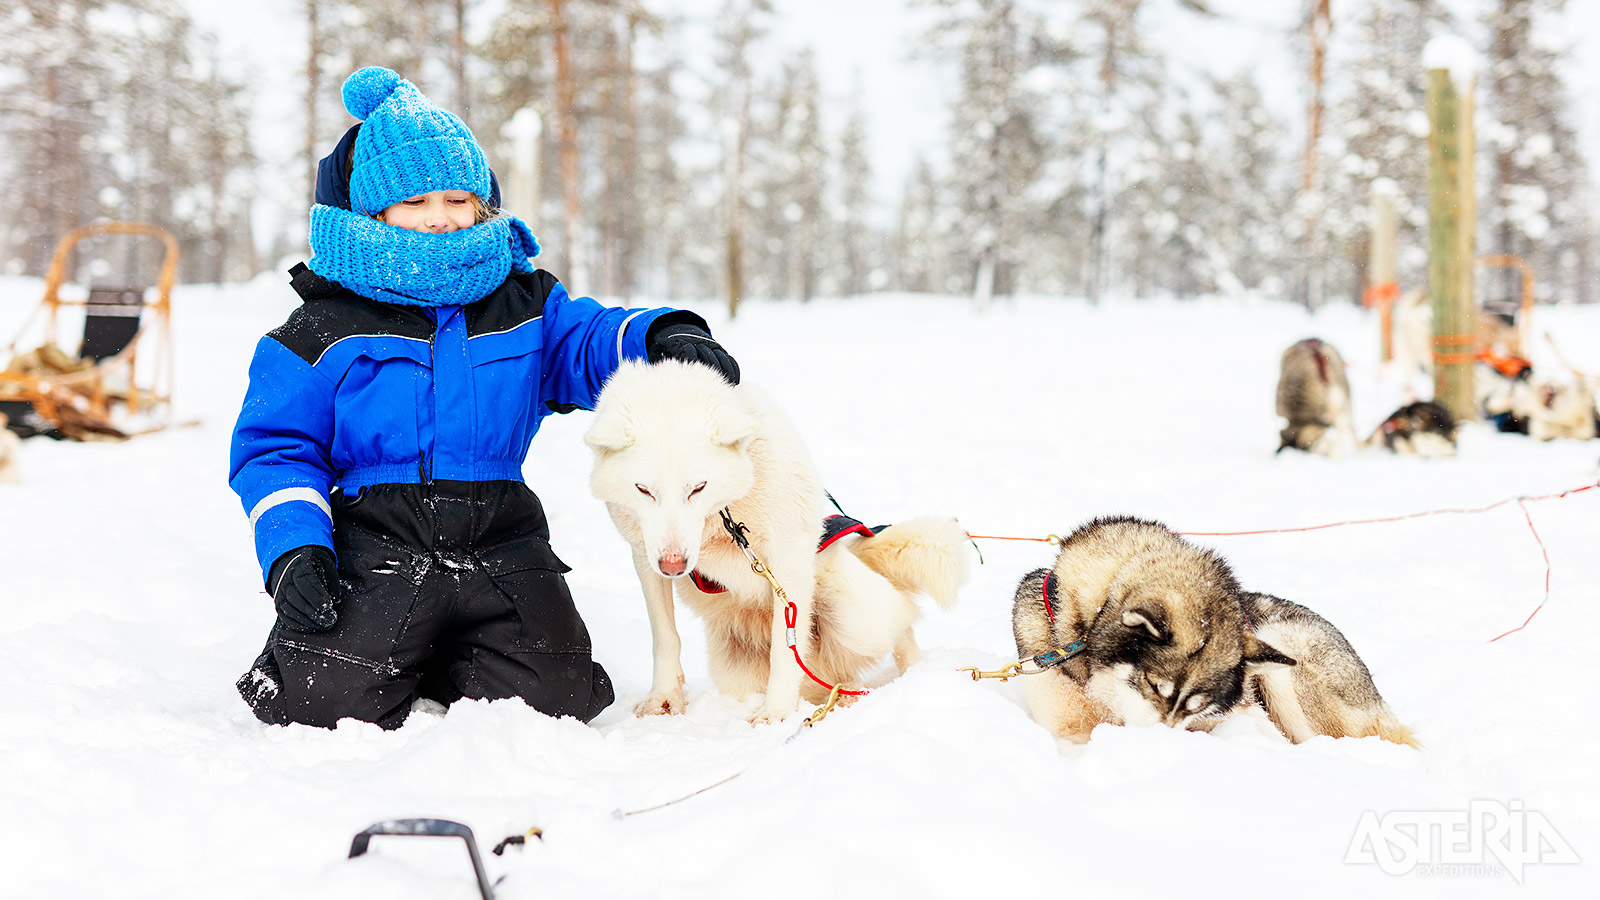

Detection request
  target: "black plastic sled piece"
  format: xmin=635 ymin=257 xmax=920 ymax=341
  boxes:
xmin=348 ymin=818 xmax=495 ymax=900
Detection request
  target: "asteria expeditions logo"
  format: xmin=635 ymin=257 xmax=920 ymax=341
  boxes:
xmin=1345 ymin=800 xmax=1580 ymax=883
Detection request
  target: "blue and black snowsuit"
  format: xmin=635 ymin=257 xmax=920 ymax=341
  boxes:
xmin=230 ymin=262 xmax=704 ymax=729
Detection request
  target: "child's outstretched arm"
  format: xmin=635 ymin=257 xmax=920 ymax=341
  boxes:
xmin=536 ymin=278 xmax=734 ymax=410
xmin=229 ymin=337 xmax=338 ymax=585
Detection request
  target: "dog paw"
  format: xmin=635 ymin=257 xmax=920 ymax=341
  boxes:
xmin=634 ymin=691 xmax=688 ymax=716
xmin=747 ymin=703 xmax=795 ymax=726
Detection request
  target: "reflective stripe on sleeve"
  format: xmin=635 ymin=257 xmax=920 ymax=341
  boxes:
xmin=247 ymin=487 xmax=334 ymax=534
xmin=616 ymin=309 xmax=650 ymax=361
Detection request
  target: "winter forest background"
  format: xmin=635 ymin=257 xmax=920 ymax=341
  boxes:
xmin=1 ymin=0 xmax=1595 ymax=311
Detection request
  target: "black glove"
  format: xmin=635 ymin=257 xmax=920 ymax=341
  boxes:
xmin=646 ymin=320 xmax=740 ymax=386
xmin=267 ymin=545 xmax=340 ymax=632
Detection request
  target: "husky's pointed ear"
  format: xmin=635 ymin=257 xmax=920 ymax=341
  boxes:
xmin=1121 ymin=606 xmax=1169 ymax=642
xmin=584 ymin=417 xmax=635 ymax=453
xmin=1243 ymin=634 xmax=1297 ymax=668
xmin=710 ymin=406 xmax=758 ymax=449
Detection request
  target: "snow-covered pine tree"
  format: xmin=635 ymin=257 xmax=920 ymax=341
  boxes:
xmin=833 ymin=87 xmax=875 ymax=298
xmin=893 ymin=157 xmax=954 ymax=293
xmin=333 ymin=0 xmax=453 ymax=100
xmin=189 ymin=54 xmax=259 ymax=283
xmin=1482 ymin=0 xmax=1592 ymax=304
xmin=1138 ymin=102 xmax=1217 ymax=297
xmin=711 ymin=0 xmax=773 ymax=317
xmin=109 ymin=1 xmax=257 ymax=283
xmin=119 ymin=15 xmax=257 ymax=284
xmin=300 ymin=0 xmax=460 ymax=205
xmin=591 ymin=4 xmax=663 ymax=302
xmin=1104 ymin=92 xmax=1172 ymax=299
xmin=1065 ymin=0 xmax=1171 ymax=303
xmin=749 ymin=48 xmax=828 ymax=303
xmin=925 ymin=0 xmax=1044 ymax=308
xmin=0 ymin=0 xmax=120 ymax=273
xmin=478 ymin=0 xmax=665 ymax=291
xmin=1207 ymin=71 xmax=1293 ymax=296
xmin=476 ymin=0 xmax=558 ymax=236
xmin=1316 ymin=0 xmax=1449 ymax=305
xmin=0 ymin=0 xmax=255 ymax=281
xmin=630 ymin=22 xmax=701 ymax=302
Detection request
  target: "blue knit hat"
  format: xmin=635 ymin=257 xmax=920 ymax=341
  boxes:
xmin=341 ymin=67 xmax=491 ymax=216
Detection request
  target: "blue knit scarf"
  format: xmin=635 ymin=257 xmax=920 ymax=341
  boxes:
xmin=306 ymin=204 xmax=542 ymax=307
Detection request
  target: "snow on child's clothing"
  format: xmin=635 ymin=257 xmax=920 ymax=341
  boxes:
xmin=228 ymin=262 xmax=687 ymax=728
xmin=227 ymin=66 xmax=715 ymax=729
xmin=306 ymin=204 xmax=543 ymax=308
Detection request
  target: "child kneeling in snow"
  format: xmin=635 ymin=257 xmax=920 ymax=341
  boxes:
xmin=229 ymin=67 xmax=737 ymax=729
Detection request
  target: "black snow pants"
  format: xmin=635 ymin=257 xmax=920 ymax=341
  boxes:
xmin=237 ymin=480 xmax=614 ymax=729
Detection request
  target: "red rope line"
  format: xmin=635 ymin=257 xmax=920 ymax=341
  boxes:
xmin=1178 ymin=500 xmax=1518 ymax=536
xmin=1178 ymin=480 xmax=1595 ymax=536
xmin=784 ymin=601 xmax=868 ymax=696
xmin=1488 ymin=498 xmax=1551 ymax=643
xmin=966 ymin=479 xmax=1600 ymax=642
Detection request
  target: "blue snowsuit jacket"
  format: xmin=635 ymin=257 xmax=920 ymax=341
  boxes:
xmin=229 ymin=263 xmax=691 ymax=582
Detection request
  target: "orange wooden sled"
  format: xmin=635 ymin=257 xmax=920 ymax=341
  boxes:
xmin=0 ymin=222 xmax=178 ymax=439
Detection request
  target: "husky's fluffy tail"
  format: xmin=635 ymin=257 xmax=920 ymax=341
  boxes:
xmin=849 ymin=516 xmax=970 ymax=609
xmin=1372 ymin=712 xmax=1421 ymax=749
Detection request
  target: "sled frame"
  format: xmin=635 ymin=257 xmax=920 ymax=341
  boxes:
xmin=0 ymin=222 xmax=178 ymax=432
xmin=348 ymin=818 xmax=495 ymax=900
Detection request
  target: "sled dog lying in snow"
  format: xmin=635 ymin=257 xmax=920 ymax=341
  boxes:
xmin=1367 ymin=400 xmax=1457 ymax=456
xmin=1277 ymin=338 xmax=1354 ymax=456
xmin=586 ymin=360 xmax=970 ymax=723
xmin=1480 ymin=363 xmax=1597 ymax=441
xmin=1525 ymin=374 xmax=1597 ymax=441
xmin=1478 ymin=357 xmax=1534 ymax=434
xmin=1010 ymin=516 xmax=1415 ymax=747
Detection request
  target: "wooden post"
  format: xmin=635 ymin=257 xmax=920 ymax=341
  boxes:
xmin=1366 ymin=180 xmax=1399 ymax=361
xmin=1426 ymin=68 xmax=1477 ymax=422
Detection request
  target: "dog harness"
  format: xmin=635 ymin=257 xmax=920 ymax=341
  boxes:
xmin=1478 ymin=347 xmax=1533 ymax=379
xmin=688 ymin=514 xmax=886 ymax=595
xmin=1029 ymin=572 xmax=1090 ymax=670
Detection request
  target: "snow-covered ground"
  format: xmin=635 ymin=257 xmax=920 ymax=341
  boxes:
xmin=2 ymin=275 xmax=1596 ymax=899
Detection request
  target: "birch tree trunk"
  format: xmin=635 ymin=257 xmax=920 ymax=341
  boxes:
xmin=552 ymin=0 xmax=584 ymax=283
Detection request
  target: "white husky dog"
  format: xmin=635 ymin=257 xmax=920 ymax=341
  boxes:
xmin=586 ymin=360 xmax=970 ymax=723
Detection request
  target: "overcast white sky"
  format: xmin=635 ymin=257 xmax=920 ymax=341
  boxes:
xmin=186 ymin=0 xmax=1598 ymax=241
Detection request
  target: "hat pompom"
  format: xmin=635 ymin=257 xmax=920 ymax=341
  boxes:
xmin=343 ymin=66 xmax=404 ymax=120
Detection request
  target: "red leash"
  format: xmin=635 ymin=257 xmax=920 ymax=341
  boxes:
xmin=717 ymin=508 xmax=869 ymax=698
xmin=782 ymin=601 xmax=868 ymax=696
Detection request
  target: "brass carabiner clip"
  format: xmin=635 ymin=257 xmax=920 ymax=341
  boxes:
xmin=959 ymin=661 xmax=1025 ymax=682
xmin=805 ymin=683 xmax=845 ymax=727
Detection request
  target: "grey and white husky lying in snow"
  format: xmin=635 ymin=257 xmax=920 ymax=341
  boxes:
xmin=1011 ymin=516 xmax=1416 ymax=747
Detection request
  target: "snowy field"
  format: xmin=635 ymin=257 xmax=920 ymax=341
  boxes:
xmin=2 ymin=273 xmax=1597 ymax=899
